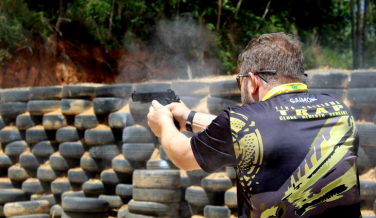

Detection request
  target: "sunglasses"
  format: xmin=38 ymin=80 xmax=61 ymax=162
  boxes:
xmin=236 ymin=70 xmax=277 ymax=90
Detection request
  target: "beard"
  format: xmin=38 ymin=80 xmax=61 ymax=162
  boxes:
xmin=241 ymin=79 xmax=254 ymax=104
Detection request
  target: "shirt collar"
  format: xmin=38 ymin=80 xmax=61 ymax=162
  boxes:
xmin=262 ymin=83 xmax=308 ymax=101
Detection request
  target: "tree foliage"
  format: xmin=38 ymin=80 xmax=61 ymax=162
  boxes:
xmin=0 ymin=0 xmax=375 ymax=73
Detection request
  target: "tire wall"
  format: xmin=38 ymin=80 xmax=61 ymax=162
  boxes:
xmin=0 ymin=71 xmax=374 ymax=217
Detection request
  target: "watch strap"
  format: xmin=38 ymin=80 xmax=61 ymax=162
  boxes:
xmin=186 ymin=111 xmax=196 ymax=132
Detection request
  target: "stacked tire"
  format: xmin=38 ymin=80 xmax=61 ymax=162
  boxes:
xmin=126 ymin=169 xmax=182 ymax=217
xmin=306 ymin=71 xmax=349 ymax=102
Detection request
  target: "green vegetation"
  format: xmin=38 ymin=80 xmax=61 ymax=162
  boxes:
xmin=0 ymin=0 xmax=375 ymax=74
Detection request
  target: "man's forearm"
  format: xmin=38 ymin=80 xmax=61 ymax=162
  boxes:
xmin=190 ymin=112 xmax=217 ymax=133
xmin=160 ymin=121 xmax=200 ymax=171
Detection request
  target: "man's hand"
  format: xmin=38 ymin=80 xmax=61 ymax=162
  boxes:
xmin=147 ymin=100 xmax=174 ymax=137
xmin=166 ymin=101 xmax=191 ymax=131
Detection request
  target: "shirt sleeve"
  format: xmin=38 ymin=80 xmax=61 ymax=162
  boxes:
xmin=190 ymin=109 xmax=236 ymax=173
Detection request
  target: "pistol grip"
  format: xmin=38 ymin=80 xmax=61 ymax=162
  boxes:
xmin=174 ymin=119 xmax=180 ymax=130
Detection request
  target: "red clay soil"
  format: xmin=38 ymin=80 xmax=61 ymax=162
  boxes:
xmin=0 ymin=37 xmax=187 ymax=89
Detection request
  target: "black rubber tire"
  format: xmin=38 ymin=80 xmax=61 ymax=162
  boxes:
xmin=0 ymin=189 xmax=26 ymax=204
xmin=146 ymin=160 xmax=178 ymax=170
xmin=122 ymin=126 xmax=156 ymax=143
xmin=349 ymin=71 xmax=376 ymax=88
xmin=207 ymin=97 xmax=240 ymax=115
xmin=59 ymin=142 xmax=86 ymax=159
xmin=32 ymin=141 xmax=59 ymax=157
xmin=50 ymin=152 xmax=80 ymax=170
xmin=185 ymin=186 xmax=215 ymax=206
xmin=306 ymin=71 xmax=349 ymax=88
xmin=357 ymin=123 xmax=376 ymax=147
xmin=80 ymin=154 xmax=107 ymax=172
xmin=51 ymin=178 xmax=72 ymax=195
xmin=0 ymin=102 xmax=28 ymax=118
xmin=37 ymin=164 xmax=62 ymax=182
xmin=128 ymin=99 xmax=150 ymax=124
xmin=115 ymin=184 xmax=133 ymax=198
xmin=61 ymin=191 xmax=87 ymax=199
xmin=225 ymin=167 xmax=236 ymax=179
xmin=132 ymin=169 xmax=181 ymax=189
xmin=93 ymin=97 xmax=127 ymax=115
xmin=0 ymin=127 xmax=23 ymax=144
xmin=100 ymin=169 xmax=130 ymax=185
xmin=108 ymin=112 xmax=135 ymax=129
xmin=1 ymin=90 xmax=29 ymax=102
xmin=159 ymin=145 xmax=169 ymax=161
xmin=6 ymin=214 xmax=50 ymax=218
xmin=50 ymin=204 xmax=63 ymax=217
xmin=133 ymin=188 xmax=181 ymax=203
xmin=4 ymin=141 xmax=28 ymax=157
xmin=3 ymin=200 xmax=49 ymax=217
xmin=62 ymin=86 xmax=96 ymax=99
xmin=180 ymin=96 xmax=203 ymax=109
xmin=25 ymin=127 xmax=55 ymax=143
xmin=42 ymin=113 xmax=68 ymax=130
xmin=56 ymin=126 xmax=83 ymax=142
xmin=122 ymin=143 xmax=154 ymax=162
xmin=62 ymin=196 xmax=110 ymax=212
xmin=309 ymin=88 xmax=347 ymax=101
xmin=89 ymin=144 xmax=120 ymax=160
xmin=209 ymin=81 xmax=240 ymax=98
xmin=95 ymin=84 xmax=133 ymax=98
xmin=98 ymin=194 xmax=124 ymax=208
xmin=203 ymin=205 xmax=231 ymax=218
xmin=84 ymin=127 xmax=115 ymax=145
xmin=8 ymin=165 xmax=30 ymax=182
xmin=347 ymin=88 xmax=376 ymax=109
xmin=359 ymin=180 xmax=376 ymax=200
xmin=31 ymin=194 xmax=58 ymax=206
xmin=27 ymin=100 xmax=61 ymax=116
xmin=74 ymin=113 xmax=99 ymax=130
xmin=187 ymin=169 xmax=211 ymax=178
xmin=132 ymin=83 xmax=171 ymax=92
xmin=61 ymin=211 xmax=108 ymax=218
xmin=0 ymin=154 xmax=13 ymax=169
xmin=171 ymin=81 xmax=210 ymax=97
xmin=0 ymin=117 xmax=5 ymax=130
xmin=112 ymin=155 xmax=144 ymax=174
xmin=16 ymin=114 xmax=41 ymax=130
xmin=19 ymin=152 xmax=41 ymax=170
xmin=201 ymin=173 xmax=233 ymax=192
xmin=67 ymin=168 xmax=94 ymax=184
xmin=128 ymin=199 xmax=179 ymax=217
xmin=21 ymin=179 xmax=50 ymax=195
xmin=180 ymin=171 xmax=191 ymax=189
xmin=224 ymin=187 xmax=237 ymax=209
xmin=29 ymin=86 xmax=63 ymax=100
xmin=0 ymin=178 xmax=14 ymax=189
xmin=357 ymin=145 xmax=376 ymax=168
xmin=82 ymin=180 xmax=106 ymax=195
xmin=61 ymin=99 xmax=92 ymax=116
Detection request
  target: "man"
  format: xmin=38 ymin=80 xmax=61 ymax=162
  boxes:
xmin=147 ymin=32 xmax=360 ymax=217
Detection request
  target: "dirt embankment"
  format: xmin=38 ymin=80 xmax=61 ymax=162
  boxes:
xmin=0 ymin=37 xmax=183 ymax=89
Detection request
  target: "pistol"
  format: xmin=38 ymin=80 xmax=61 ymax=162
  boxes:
xmin=131 ymin=89 xmax=181 ymax=129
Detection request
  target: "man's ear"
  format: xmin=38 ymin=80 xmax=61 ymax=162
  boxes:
xmin=248 ymin=72 xmax=259 ymax=94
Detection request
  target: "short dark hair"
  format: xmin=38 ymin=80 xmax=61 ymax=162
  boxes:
xmin=237 ymin=32 xmax=306 ymax=87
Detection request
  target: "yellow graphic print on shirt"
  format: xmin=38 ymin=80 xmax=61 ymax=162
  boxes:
xmin=261 ymin=115 xmax=357 ymax=217
xmin=230 ymin=111 xmax=264 ymax=197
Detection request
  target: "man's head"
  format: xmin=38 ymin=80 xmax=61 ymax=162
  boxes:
xmin=237 ymin=32 xmax=306 ymax=103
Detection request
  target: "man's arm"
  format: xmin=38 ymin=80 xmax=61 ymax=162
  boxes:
xmin=167 ymin=101 xmax=217 ymax=133
xmin=147 ymin=100 xmax=201 ymax=171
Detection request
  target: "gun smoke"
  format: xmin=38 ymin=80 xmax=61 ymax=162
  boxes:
xmin=116 ymin=16 xmax=225 ymax=83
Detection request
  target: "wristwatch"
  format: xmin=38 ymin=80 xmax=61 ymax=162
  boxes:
xmin=186 ymin=111 xmax=196 ymax=132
